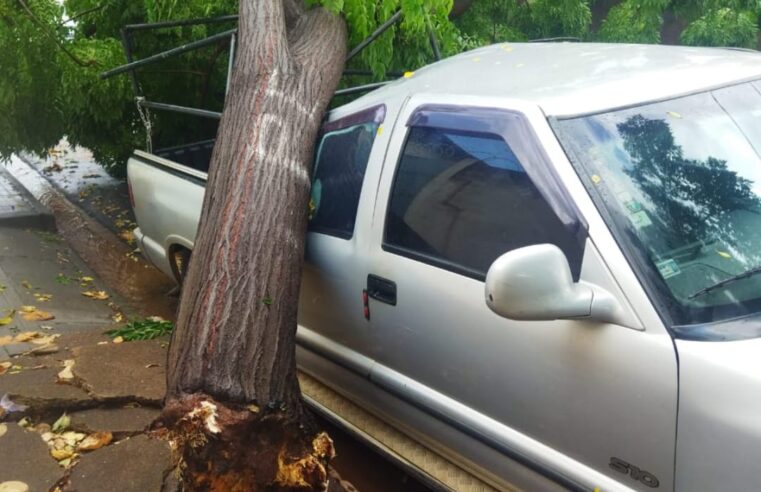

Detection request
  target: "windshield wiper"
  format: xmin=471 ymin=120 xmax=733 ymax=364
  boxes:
xmin=688 ymin=265 xmax=761 ymax=300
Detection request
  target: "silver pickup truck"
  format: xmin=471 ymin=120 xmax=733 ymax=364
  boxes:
xmin=128 ymin=42 xmax=761 ymax=492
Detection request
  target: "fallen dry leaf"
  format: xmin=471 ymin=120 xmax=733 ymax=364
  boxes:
xmin=111 ymin=312 xmax=124 ymax=323
xmin=112 ymin=336 xmax=124 ymax=344
xmin=20 ymin=280 xmax=33 ymax=290
xmin=19 ymin=306 xmax=36 ymax=313
xmin=118 ymin=230 xmax=134 ymax=243
xmin=33 ymin=293 xmax=52 ymax=302
xmin=14 ymin=331 xmax=40 ymax=342
xmin=81 ymin=290 xmax=109 ymax=300
xmin=62 ymin=431 xmax=86 ymax=447
xmin=30 ymin=334 xmax=59 ymax=345
xmin=21 ymin=310 xmax=54 ymax=322
xmin=0 ymin=362 xmax=11 ymax=375
xmin=96 ymin=341 xmax=108 ymax=345
xmin=0 ymin=481 xmax=30 ymax=492
xmin=0 ymin=423 xmax=6 ymax=438
xmin=57 ymin=360 xmax=75 ymax=382
xmin=77 ymin=431 xmax=112 ymax=451
xmin=0 ymin=336 xmax=13 ymax=345
xmin=145 ymin=363 xmax=159 ymax=369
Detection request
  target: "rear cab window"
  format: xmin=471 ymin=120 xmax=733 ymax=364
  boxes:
xmin=309 ymin=105 xmax=385 ymax=239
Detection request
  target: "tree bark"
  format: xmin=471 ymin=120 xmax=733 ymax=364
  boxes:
xmin=156 ymin=1 xmax=347 ymax=490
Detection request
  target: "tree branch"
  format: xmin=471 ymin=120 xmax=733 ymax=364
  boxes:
xmin=60 ymin=3 xmax=105 ymax=27
xmin=17 ymin=0 xmax=96 ymax=67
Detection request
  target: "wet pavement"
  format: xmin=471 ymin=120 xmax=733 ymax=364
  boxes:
xmin=20 ymin=140 xmax=135 ymax=242
xmin=0 ymin=227 xmax=126 ymax=359
xmin=2 ymin=149 xmax=441 ymax=492
xmin=5 ymin=155 xmax=177 ymax=321
xmin=0 ymin=165 xmax=55 ymax=231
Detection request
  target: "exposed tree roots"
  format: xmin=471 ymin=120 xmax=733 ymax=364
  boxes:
xmin=151 ymin=394 xmax=335 ymax=492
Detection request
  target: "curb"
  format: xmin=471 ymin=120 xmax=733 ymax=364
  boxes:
xmin=0 ymin=162 xmax=56 ymax=231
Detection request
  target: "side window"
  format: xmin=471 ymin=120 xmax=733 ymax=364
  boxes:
xmin=309 ymin=122 xmax=378 ymax=239
xmin=385 ymin=126 xmax=582 ymax=279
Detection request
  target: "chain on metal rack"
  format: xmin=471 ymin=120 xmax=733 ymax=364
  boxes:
xmin=135 ymin=97 xmax=153 ymax=153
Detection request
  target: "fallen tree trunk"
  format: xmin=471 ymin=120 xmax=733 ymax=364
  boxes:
xmin=154 ymin=1 xmax=347 ymax=489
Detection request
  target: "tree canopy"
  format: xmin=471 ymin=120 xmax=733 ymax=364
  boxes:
xmin=2 ymin=0 xmax=760 ymax=176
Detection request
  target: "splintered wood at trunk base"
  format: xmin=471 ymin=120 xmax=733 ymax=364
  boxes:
xmin=151 ymin=395 xmax=335 ymax=491
xmin=154 ymin=0 xmax=347 ymax=490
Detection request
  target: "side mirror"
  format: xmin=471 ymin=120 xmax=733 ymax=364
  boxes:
xmin=485 ymin=244 xmax=625 ymax=324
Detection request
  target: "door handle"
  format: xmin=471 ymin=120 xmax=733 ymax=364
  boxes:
xmin=367 ymin=274 xmax=397 ymax=306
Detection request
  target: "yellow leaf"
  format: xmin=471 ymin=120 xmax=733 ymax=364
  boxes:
xmin=77 ymin=431 xmax=112 ymax=451
xmin=14 ymin=331 xmax=40 ymax=342
xmin=0 ymin=361 xmax=11 ymax=375
xmin=50 ymin=448 xmax=74 ymax=461
xmin=80 ymin=276 xmax=94 ymax=284
xmin=667 ymin=111 xmax=682 ymax=119
xmin=111 ymin=312 xmax=124 ymax=323
xmin=716 ymin=250 xmax=732 ymax=259
xmin=19 ymin=306 xmax=36 ymax=313
xmin=21 ymin=310 xmax=54 ymax=322
xmin=33 ymin=293 xmax=52 ymax=302
xmin=0 ymin=310 xmax=14 ymax=326
xmin=112 ymin=336 xmax=124 ymax=344
xmin=403 ymin=71 xmax=415 ymax=78
xmin=81 ymin=290 xmax=109 ymax=300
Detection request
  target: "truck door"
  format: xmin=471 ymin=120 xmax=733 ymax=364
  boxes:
xmin=298 ymin=105 xmax=388 ymax=364
xmin=364 ymin=97 xmax=678 ymax=491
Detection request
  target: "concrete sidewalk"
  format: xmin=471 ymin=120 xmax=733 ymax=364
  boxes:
xmin=0 ymin=164 xmax=55 ymax=231
xmin=0 ymin=226 xmax=130 ymax=360
xmin=0 ymin=168 xmax=171 ymax=491
xmin=0 ymin=333 xmax=171 ymax=491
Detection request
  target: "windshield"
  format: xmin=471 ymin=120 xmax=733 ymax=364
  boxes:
xmin=554 ymin=80 xmax=761 ymax=328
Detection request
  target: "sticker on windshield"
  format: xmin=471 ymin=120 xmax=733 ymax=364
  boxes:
xmin=656 ymin=259 xmax=681 ymax=279
xmin=629 ymin=210 xmax=652 ymax=229
xmin=624 ymin=199 xmax=642 ymax=214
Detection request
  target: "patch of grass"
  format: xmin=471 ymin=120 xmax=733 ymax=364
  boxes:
xmin=105 ymin=317 xmax=173 ymax=341
xmin=36 ymin=230 xmax=61 ymax=244
xmin=55 ymin=273 xmax=72 ymax=285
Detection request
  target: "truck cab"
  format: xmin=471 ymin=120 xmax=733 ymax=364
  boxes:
xmin=129 ymin=42 xmax=761 ymax=491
